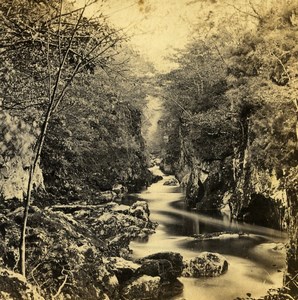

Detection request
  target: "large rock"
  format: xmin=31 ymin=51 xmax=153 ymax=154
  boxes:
xmin=137 ymin=252 xmax=184 ymax=280
xmin=137 ymin=259 xmax=175 ymax=281
xmin=97 ymin=191 xmax=117 ymax=203
xmin=0 ymin=159 xmax=44 ymax=201
xmin=110 ymin=257 xmax=141 ymax=283
xmin=159 ymin=279 xmax=184 ymax=299
xmin=0 ymin=268 xmax=44 ymax=300
xmin=0 ymin=193 xmax=157 ymax=300
xmin=163 ymin=178 xmax=179 ymax=186
xmin=151 ymin=175 xmax=163 ymax=184
xmin=112 ymin=184 xmax=128 ymax=198
xmin=100 ymin=272 xmax=119 ymax=299
xmin=121 ymin=275 xmax=160 ymax=300
xmin=0 ymin=112 xmax=44 ymax=201
xmin=182 ymin=252 xmax=228 ymax=277
xmin=129 ymin=201 xmax=150 ymax=221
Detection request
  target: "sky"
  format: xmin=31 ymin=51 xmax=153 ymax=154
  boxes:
xmin=104 ymin=0 xmax=198 ymax=71
xmin=99 ymin=0 xmax=214 ymax=72
xmin=77 ymin=0 xmax=264 ymax=72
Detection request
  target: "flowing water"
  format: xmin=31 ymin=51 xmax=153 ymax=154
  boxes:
xmin=128 ymin=166 xmax=287 ymax=300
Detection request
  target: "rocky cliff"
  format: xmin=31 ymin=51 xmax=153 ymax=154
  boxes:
xmin=165 ymin=98 xmax=294 ymax=230
xmin=0 ymin=112 xmax=44 ymax=201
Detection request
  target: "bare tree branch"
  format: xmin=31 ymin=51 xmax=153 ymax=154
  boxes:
xmin=223 ymin=1 xmax=261 ymax=20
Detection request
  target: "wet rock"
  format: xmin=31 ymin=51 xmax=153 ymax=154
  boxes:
xmin=180 ymin=173 xmax=191 ymax=188
xmin=182 ymin=252 xmax=228 ymax=277
xmin=111 ymin=204 xmax=130 ymax=214
xmin=81 ymin=200 xmax=156 ymax=255
xmin=151 ymin=175 xmax=163 ymax=183
xmin=98 ymin=190 xmax=117 ymax=203
xmin=110 ymin=257 xmax=141 ymax=283
xmin=112 ymin=184 xmax=128 ymax=198
xmin=163 ymin=178 xmax=179 ymax=186
xmin=193 ymin=231 xmax=249 ymax=241
xmin=121 ymin=275 xmax=160 ymax=300
xmin=239 ymin=194 xmax=283 ymax=229
xmin=137 ymin=252 xmax=184 ymax=279
xmin=136 ymin=259 xmax=176 ymax=281
xmin=101 ymin=272 xmax=119 ymax=299
xmin=0 ymin=268 xmax=44 ymax=300
xmin=104 ymin=271 xmax=122 ymax=299
xmin=129 ymin=201 xmax=150 ymax=221
xmin=159 ymin=279 xmax=184 ymax=298
xmin=1 ymin=197 xmax=158 ymax=299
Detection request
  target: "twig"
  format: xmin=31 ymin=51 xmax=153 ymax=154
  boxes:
xmin=223 ymin=1 xmax=261 ymax=20
xmin=248 ymin=0 xmax=262 ymax=20
xmin=270 ymin=52 xmax=291 ymax=82
xmin=161 ymin=95 xmax=192 ymax=118
xmin=52 ymin=269 xmax=68 ymax=299
xmin=29 ymin=262 xmax=42 ymax=288
xmin=57 ymin=0 xmax=62 ymax=64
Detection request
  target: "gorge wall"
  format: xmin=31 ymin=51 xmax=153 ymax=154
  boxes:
xmin=158 ymin=3 xmax=298 ymax=296
xmin=0 ymin=95 xmax=152 ymax=204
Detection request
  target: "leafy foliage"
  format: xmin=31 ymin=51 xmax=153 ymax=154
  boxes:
xmin=160 ymin=0 xmax=297 ymax=222
xmin=0 ymin=0 xmax=154 ymax=280
xmin=0 ymin=0 xmax=152 ymax=199
xmin=41 ymin=77 xmax=150 ymax=199
xmin=159 ymin=1 xmax=298 ymax=296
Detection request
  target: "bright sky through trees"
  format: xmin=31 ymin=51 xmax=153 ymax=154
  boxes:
xmin=80 ymin=0 xmax=266 ymax=72
xmin=76 ymin=0 xmax=225 ymax=72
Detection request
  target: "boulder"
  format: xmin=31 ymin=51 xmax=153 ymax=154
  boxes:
xmin=121 ymin=275 xmax=160 ymax=300
xmin=0 ymin=159 xmax=44 ymax=201
xmin=136 ymin=259 xmax=175 ymax=281
xmin=182 ymin=252 xmax=228 ymax=277
xmin=98 ymin=191 xmax=117 ymax=203
xmin=151 ymin=175 xmax=163 ymax=183
xmin=111 ymin=204 xmax=130 ymax=214
xmin=159 ymin=279 xmax=184 ymax=298
xmin=137 ymin=252 xmax=184 ymax=279
xmin=129 ymin=201 xmax=150 ymax=221
xmin=110 ymin=257 xmax=141 ymax=283
xmin=163 ymin=178 xmax=179 ymax=186
xmin=112 ymin=184 xmax=128 ymax=197
xmin=0 ymin=268 xmax=44 ymax=300
xmin=100 ymin=273 xmax=119 ymax=299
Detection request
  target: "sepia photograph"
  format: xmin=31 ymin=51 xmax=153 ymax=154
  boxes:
xmin=0 ymin=0 xmax=297 ymax=299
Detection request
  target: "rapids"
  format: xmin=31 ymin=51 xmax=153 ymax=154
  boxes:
xmin=128 ymin=166 xmax=287 ymax=300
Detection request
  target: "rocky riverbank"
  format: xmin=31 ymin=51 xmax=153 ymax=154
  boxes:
xmin=0 ymin=192 xmax=231 ymax=300
xmin=0 ymin=197 xmax=157 ymax=299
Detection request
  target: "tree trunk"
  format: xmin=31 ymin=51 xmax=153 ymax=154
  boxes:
xmin=19 ymin=102 xmax=53 ymax=277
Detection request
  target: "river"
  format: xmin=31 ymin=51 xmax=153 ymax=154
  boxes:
xmin=128 ymin=165 xmax=287 ymax=300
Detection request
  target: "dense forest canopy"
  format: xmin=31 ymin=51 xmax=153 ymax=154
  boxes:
xmin=160 ymin=0 xmax=297 ymax=194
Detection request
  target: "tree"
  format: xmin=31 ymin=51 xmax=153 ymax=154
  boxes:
xmin=228 ymin=2 xmax=298 ymax=293
xmin=160 ymin=0 xmax=298 ymax=293
xmin=0 ymin=0 xmax=124 ymax=277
